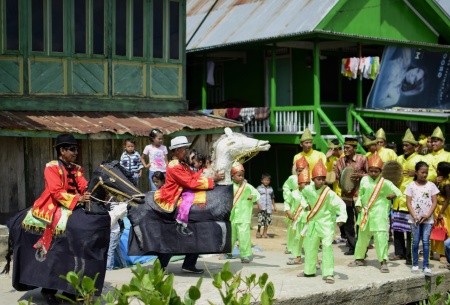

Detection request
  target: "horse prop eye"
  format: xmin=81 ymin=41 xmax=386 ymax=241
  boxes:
xmin=109 ymin=178 xmax=116 ymax=183
xmin=227 ymin=141 xmax=235 ymax=146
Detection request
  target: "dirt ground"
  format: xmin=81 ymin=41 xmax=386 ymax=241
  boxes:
xmin=250 ymin=223 xmax=288 ymax=252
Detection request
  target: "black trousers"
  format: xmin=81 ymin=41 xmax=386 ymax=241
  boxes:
xmin=393 ymin=231 xmax=412 ymax=260
xmin=343 ymin=202 xmax=358 ymax=252
xmin=157 ymin=253 xmax=199 ymax=269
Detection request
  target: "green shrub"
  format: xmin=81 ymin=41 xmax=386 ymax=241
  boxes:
xmin=420 ymin=275 xmax=450 ymax=305
xmin=20 ymin=260 xmax=274 ymax=305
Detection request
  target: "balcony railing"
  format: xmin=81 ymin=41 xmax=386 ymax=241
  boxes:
xmin=242 ymin=109 xmax=314 ymax=134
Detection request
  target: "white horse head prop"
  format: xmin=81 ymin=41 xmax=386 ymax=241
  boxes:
xmin=203 ymin=128 xmax=270 ymax=185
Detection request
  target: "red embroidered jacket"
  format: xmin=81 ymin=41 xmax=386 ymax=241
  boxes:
xmin=32 ymin=160 xmax=88 ymax=223
xmin=154 ymin=159 xmax=213 ymax=212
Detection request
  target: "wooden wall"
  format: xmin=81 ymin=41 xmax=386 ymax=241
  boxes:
xmin=0 ymin=134 xmax=214 ymax=224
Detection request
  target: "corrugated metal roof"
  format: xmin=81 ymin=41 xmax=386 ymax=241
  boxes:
xmin=434 ymin=0 xmax=450 ymax=18
xmin=0 ymin=111 xmax=242 ymax=137
xmin=186 ymin=0 xmax=339 ymax=51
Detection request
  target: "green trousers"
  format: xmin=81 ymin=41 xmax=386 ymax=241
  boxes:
xmin=231 ymin=222 xmax=252 ymax=258
xmin=304 ymin=230 xmax=334 ymax=277
xmin=354 ymin=229 xmax=388 ymax=262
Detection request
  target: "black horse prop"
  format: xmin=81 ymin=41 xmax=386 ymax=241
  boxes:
xmin=2 ymin=161 xmax=143 ymax=295
xmin=88 ymin=160 xmax=234 ymax=256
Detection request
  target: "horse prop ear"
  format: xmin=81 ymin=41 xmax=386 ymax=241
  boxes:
xmin=225 ymin=127 xmax=233 ymax=137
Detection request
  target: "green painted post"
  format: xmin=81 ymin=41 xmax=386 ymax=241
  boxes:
xmin=270 ymin=44 xmax=276 ymax=131
xmin=313 ymin=40 xmax=321 ymax=148
xmin=347 ymin=103 xmax=355 ymax=135
xmin=201 ymin=56 xmax=207 ymax=110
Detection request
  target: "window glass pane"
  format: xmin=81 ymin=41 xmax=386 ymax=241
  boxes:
xmin=74 ymin=0 xmax=86 ymax=53
xmin=133 ymin=0 xmax=143 ymax=57
xmin=153 ymin=0 xmax=163 ymax=58
xmin=32 ymin=0 xmax=44 ymax=52
xmin=52 ymin=0 xmax=64 ymax=52
xmin=6 ymin=0 xmax=19 ymax=50
xmin=93 ymin=0 xmax=104 ymax=55
xmin=169 ymin=1 xmax=179 ymax=60
xmin=115 ymin=0 xmax=127 ymax=56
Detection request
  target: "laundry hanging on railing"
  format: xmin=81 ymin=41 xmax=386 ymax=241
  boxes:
xmin=341 ymin=56 xmax=380 ymax=80
xmin=209 ymin=107 xmax=270 ymax=122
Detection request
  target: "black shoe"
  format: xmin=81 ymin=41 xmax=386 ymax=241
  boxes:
xmin=344 ymin=250 xmax=354 ymax=256
xmin=405 ymin=259 xmax=412 ymax=265
xmin=41 ymin=292 xmax=59 ymax=305
xmin=182 ymin=266 xmax=204 ymax=274
xmin=176 ymin=224 xmax=193 ymax=236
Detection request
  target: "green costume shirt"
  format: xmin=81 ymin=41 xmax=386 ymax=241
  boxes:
xmin=393 ymin=152 xmax=423 ymax=211
xmin=356 ymin=175 xmax=402 ymax=231
xmin=282 ymin=175 xmax=298 ymax=211
xmin=231 ymin=181 xmax=260 ymax=224
xmin=301 ymin=184 xmax=347 ymax=237
xmin=288 ymin=189 xmax=308 ymax=239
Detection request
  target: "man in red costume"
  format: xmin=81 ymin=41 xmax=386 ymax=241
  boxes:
xmin=154 ymin=136 xmax=224 ymax=273
xmin=30 ymin=134 xmax=91 ymax=305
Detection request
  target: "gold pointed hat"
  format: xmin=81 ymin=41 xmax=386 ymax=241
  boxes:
xmin=368 ymin=153 xmax=383 ymax=169
xmin=402 ymin=128 xmax=418 ymax=145
xmin=362 ymin=134 xmax=377 ymax=147
xmin=375 ymin=128 xmax=386 ymax=140
xmin=300 ymin=128 xmax=313 ymax=142
xmin=431 ymin=126 xmax=445 ymax=141
xmin=311 ymin=159 xmax=327 ymax=179
xmin=231 ymin=161 xmax=244 ymax=175
xmin=298 ymin=167 xmax=311 ymax=183
xmin=295 ymin=156 xmax=309 ymax=170
xmin=327 ymin=139 xmax=340 ymax=149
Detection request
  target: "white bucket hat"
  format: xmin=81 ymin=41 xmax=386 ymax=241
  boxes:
xmin=169 ymin=136 xmax=191 ymax=150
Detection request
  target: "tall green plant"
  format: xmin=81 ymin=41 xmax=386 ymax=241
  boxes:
xmin=420 ymin=275 xmax=450 ymax=305
xmin=209 ymin=262 xmax=275 ymax=305
xmin=20 ymin=260 xmax=274 ymax=305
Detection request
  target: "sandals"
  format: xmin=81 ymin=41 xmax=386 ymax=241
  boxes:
xmin=348 ymin=260 xmax=365 ymax=267
xmin=389 ymin=255 xmax=404 ymax=261
xmin=219 ymin=254 xmax=236 ymax=260
xmin=440 ymin=256 xmax=448 ymax=263
xmin=380 ymin=264 xmax=390 ymax=273
xmin=256 ymin=232 xmax=262 ymax=238
xmin=316 ymin=260 xmax=322 ymax=269
xmin=284 ymin=250 xmax=292 ymax=254
xmin=325 ymin=276 xmax=335 ymax=284
xmin=287 ymin=259 xmax=302 ymax=265
xmin=439 ymin=263 xmax=450 ymax=270
xmin=241 ymin=257 xmax=250 ymax=263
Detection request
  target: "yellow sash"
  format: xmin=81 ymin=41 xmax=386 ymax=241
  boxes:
xmin=232 ymin=181 xmax=247 ymax=209
xmin=360 ymin=177 xmax=385 ymax=231
xmin=301 ymin=186 xmax=330 ymax=237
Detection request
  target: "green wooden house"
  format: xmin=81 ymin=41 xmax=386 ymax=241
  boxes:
xmin=186 ymin=0 xmax=450 ymax=199
xmin=0 ymin=0 xmax=241 ymax=223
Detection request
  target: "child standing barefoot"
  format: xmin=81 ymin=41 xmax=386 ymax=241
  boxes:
xmin=141 ymin=129 xmax=168 ymax=191
xmin=405 ymin=161 xmax=439 ymax=276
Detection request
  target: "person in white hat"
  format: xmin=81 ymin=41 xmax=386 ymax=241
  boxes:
xmin=154 ymin=136 xmax=225 ymax=274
